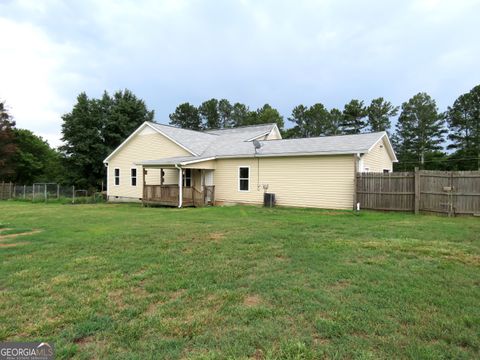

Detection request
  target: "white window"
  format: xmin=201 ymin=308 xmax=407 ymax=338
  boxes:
xmin=383 ymin=169 xmax=390 ymax=174
xmin=183 ymin=169 xmax=192 ymax=187
xmin=114 ymin=168 xmax=120 ymax=186
xmin=238 ymin=167 xmax=250 ymax=191
xmin=131 ymin=168 xmax=137 ymax=186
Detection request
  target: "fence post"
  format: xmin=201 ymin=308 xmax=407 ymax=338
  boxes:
xmin=23 ymin=185 xmax=26 ymax=199
xmin=72 ymin=185 xmax=75 ymax=204
xmin=44 ymin=184 xmax=47 ymax=202
xmin=32 ymin=184 xmax=35 ymax=201
xmin=414 ymin=167 xmax=420 ymax=214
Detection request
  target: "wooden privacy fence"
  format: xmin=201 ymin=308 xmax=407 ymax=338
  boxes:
xmin=356 ymin=169 xmax=480 ymax=216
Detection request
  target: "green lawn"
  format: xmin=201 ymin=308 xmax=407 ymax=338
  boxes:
xmin=0 ymin=202 xmax=479 ymax=359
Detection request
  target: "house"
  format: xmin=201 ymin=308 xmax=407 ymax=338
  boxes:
xmin=103 ymin=122 xmax=397 ymax=209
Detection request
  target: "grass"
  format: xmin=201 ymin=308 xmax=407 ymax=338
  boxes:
xmin=0 ymin=202 xmax=479 ymax=359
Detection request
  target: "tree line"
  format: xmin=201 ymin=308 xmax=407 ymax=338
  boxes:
xmin=0 ymin=90 xmax=153 ymax=189
xmin=169 ymin=85 xmax=480 ymax=171
xmin=0 ymin=84 xmax=479 ymax=189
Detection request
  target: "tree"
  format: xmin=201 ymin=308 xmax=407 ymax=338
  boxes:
xmin=247 ymin=104 xmax=284 ymax=130
xmin=341 ymin=99 xmax=367 ymax=134
xmin=288 ymin=103 xmax=332 ymax=137
xmin=288 ymin=105 xmax=309 ymax=137
xmin=0 ymin=101 xmax=17 ymax=180
xmin=61 ymin=90 xmax=154 ymax=188
xmin=327 ymin=108 xmax=343 ymax=135
xmin=218 ymin=99 xmax=233 ymax=128
xmin=367 ymin=97 xmax=398 ymax=133
xmin=169 ymin=103 xmax=202 ymax=130
xmin=103 ymin=89 xmax=154 ymax=151
xmin=445 ymin=84 xmax=480 ymax=170
xmin=198 ymin=99 xmax=220 ymax=129
xmin=11 ymin=129 xmax=64 ymax=184
xmin=231 ymin=103 xmax=251 ymax=127
xmin=394 ymin=92 xmax=446 ymax=170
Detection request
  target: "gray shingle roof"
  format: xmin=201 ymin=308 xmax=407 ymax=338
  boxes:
xmin=135 ymin=122 xmax=392 ymax=166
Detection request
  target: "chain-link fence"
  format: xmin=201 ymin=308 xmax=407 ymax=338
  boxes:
xmin=1 ymin=182 xmax=104 ymax=204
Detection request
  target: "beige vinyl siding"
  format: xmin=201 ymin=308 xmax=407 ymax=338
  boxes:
xmin=214 ymin=155 xmax=355 ymax=209
xmin=266 ymin=127 xmax=282 ymax=140
xmin=362 ymin=137 xmax=393 ymax=172
xmin=107 ymin=126 xmax=190 ymax=199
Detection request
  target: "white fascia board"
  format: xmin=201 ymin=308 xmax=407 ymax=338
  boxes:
xmin=245 ymin=131 xmax=271 ymax=142
xmin=180 ymin=157 xmax=216 ymax=165
xmin=216 ymin=150 xmax=369 ymax=159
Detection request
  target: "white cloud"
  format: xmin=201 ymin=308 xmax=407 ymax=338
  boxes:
xmin=0 ymin=17 xmax=81 ymax=147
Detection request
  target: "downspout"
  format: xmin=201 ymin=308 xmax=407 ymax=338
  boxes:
xmin=175 ymin=164 xmax=183 ymax=208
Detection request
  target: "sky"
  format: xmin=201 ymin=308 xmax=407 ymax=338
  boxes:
xmin=1 ymin=0 xmax=479 ymax=147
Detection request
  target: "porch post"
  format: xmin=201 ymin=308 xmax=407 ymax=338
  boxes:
xmin=142 ymin=166 xmax=146 ymax=201
xmin=177 ymin=166 xmax=183 ymax=208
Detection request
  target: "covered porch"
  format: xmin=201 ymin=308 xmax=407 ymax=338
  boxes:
xmin=138 ymin=156 xmax=215 ymax=207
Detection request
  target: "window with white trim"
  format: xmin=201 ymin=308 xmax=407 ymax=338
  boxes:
xmin=383 ymin=169 xmax=390 ymax=174
xmin=131 ymin=168 xmax=137 ymax=186
xmin=183 ymin=169 xmax=192 ymax=187
xmin=239 ymin=167 xmax=249 ymax=191
xmin=114 ymin=168 xmax=120 ymax=185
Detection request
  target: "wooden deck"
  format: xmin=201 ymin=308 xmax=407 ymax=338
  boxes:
xmin=143 ymin=185 xmax=214 ymax=207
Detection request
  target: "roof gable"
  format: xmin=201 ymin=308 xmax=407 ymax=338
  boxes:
xmin=103 ymin=122 xmax=196 ymax=163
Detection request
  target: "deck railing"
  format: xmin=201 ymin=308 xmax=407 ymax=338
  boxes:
xmin=143 ymin=185 xmax=214 ymax=207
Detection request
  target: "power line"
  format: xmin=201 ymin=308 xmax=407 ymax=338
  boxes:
xmin=398 ymin=156 xmax=480 ymax=164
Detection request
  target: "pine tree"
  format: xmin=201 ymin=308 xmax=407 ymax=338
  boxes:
xmin=445 ymin=85 xmax=480 ymax=170
xmin=341 ymin=99 xmax=367 ymax=134
xmin=198 ymin=99 xmax=220 ymax=129
xmin=169 ymin=103 xmax=202 ymax=130
xmin=395 ymin=92 xmax=446 ymax=170
xmin=367 ymin=97 xmax=398 ymax=133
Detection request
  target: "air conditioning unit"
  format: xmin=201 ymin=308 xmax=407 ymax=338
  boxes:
xmin=264 ymin=193 xmax=276 ymax=208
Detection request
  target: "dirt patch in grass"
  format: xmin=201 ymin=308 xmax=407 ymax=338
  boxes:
xmin=145 ymin=301 xmax=162 ymax=316
xmin=244 ymin=294 xmax=262 ymax=307
xmin=0 ymin=229 xmax=41 ymax=240
xmin=251 ymin=348 xmax=264 ymax=359
xmin=108 ymin=290 xmax=126 ymax=310
xmin=0 ymin=242 xmax=29 ymax=248
xmin=442 ymin=254 xmax=480 ymax=266
xmin=74 ymin=335 xmax=94 ymax=345
xmin=170 ymin=289 xmax=186 ymax=301
xmin=326 ymin=279 xmax=351 ymax=291
xmin=313 ymin=333 xmax=331 ymax=345
xmin=208 ymin=232 xmax=225 ymax=241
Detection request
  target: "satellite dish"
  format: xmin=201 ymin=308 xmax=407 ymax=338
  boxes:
xmin=253 ymin=139 xmax=262 ymax=153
